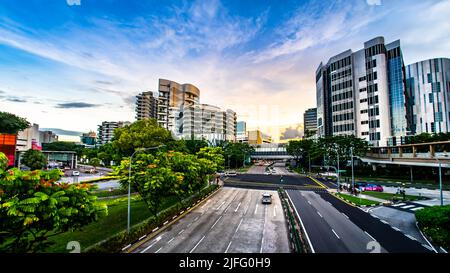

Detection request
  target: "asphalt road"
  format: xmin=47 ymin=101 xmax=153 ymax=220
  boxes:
xmin=287 ymin=189 xmax=385 ymax=253
xmin=133 ymin=187 xmax=290 ymax=253
xmin=318 ymin=192 xmax=432 ymax=253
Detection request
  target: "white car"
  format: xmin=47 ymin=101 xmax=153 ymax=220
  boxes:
xmin=72 ymin=171 xmax=80 ymax=176
xmin=225 ymin=171 xmax=237 ymax=176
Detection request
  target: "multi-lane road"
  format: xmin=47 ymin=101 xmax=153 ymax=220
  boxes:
xmin=132 ymin=187 xmax=290 ymax=253
xmin=129 ymin=163 xmax=432 ymax=253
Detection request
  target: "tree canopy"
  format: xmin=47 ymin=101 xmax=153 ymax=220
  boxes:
xmin=0 ymin=111 xmax=30 ymax=135
xmin=21 ymin=149 xmax=47 ymax=170
xmin=0 ymin=154 xmax=107 ymax=252
xmin=112 ymin=119 xmax=173 ymax=156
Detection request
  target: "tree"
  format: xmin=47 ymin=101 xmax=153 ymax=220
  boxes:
xmin=286 ymin=140 xmax=312 ymax=166
xmin=0 ymin=154 xmax=108 ymax=252
xmin=89 ymin=158 xmax=101 ymax=169
xmin=0 ymin=111 xmax=30 ymax=135
xmin=0 ymin=152 xmax=8 ymax=171
xmin=221 ymin=142 xmax=254 ymax=168
xmin=185 ymin=139 xmax=209 ymax=154
xmin=112 ymin=119 xmax=173 ymax=156
xmin=21 ymin=149 xmax=47 ymax=170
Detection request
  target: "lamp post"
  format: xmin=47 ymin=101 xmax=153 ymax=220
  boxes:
xmin=435 ymin=153 xmax=447 ymax=206
xmin=350 ymin=146 xmax=355 ymax=193
xmin=128 ymin=145 xmax=165 ymax=234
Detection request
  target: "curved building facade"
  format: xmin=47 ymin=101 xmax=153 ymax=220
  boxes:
xmin=157 ymin=79 xmax=200 ymax=132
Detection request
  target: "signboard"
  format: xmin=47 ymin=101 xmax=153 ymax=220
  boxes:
xmin=0 ymin=134 xmax=17 ymax=166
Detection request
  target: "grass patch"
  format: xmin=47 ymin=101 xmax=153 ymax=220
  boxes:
xmin=336 ymin=193 xmax=381 ymax=206
xmin=93 ymin=188 xmax=129 ymax=198
xmin=416 ymin=205 xmax=450 ymax=250
xmin=362 ymin=191 xmax=424 ymax=201
xmin=42 ymin=195 xmax=178 ymax=253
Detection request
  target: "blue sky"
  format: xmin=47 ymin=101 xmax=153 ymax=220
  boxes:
xmin=0 ymin=0 xmax=449 ymax=141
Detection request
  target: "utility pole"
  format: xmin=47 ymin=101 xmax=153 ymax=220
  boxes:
xmin=351 ymin=146 xmax=355 ymax=192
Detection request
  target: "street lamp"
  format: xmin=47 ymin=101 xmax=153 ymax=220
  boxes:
xmin=350 ymin=146 xmax=355 ymax=193
xmin=435 ymin=152 xmax=447 ymax=206
xmin=127 ymin=145 xmax=165 ymax=234
xmin=332 ymin=144 xmax=341 ymax=193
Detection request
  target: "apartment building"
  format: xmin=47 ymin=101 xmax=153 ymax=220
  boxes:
xmin=136 ymin=91 xmax=158 ymax=120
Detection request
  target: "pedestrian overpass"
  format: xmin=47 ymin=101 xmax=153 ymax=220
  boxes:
xmin=250 ymin=147 xmax=293 ymax=160
xmin=360 ymin=140 xmax=450 ymax=168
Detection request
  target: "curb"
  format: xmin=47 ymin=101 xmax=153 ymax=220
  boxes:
xmin=125 ymin=186 xmax=222 ymax=253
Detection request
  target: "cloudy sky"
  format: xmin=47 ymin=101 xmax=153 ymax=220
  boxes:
xmin=0 ymin=0 xmax=449 ymax=141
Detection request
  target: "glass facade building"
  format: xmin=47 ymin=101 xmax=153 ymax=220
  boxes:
xmin=316 ymin=37 xmax=409 ymax=147
xmin=406 ymin=58 xmax=450 ymax=134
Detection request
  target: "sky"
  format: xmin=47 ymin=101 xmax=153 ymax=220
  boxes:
xmin=0 ymin=0 xmax=449 ymax=142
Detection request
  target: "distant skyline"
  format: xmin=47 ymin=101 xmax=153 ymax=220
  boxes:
xmin=1 ymin=0 xmax=449 ymax=141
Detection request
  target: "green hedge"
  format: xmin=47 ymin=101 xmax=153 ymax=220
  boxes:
xmin=81 ymin=176 xmax=120 ymax=184
xmin=85 ymin=184 xmax=219 ymax=253
xmin=416 ymin=205 xmax=450 ymax=250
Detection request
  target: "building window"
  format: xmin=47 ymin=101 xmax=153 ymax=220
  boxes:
xmin=427 ymin=73 xmax=432 ymax=83
xmin=361 ymin=120 xmax=369 ymax=125
xmin=429 ymin=93 xmax=434 ymax=103
xmin=359 ymin=76 xmax=366 ymax=82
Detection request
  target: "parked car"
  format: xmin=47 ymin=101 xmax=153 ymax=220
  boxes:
xmin=261 ymin=193 xmax=272 ymax=204
xmin=72 ymin=171 xmax=80 ymax=176
xmin=364 ymin=183 xmax=383 ymax=192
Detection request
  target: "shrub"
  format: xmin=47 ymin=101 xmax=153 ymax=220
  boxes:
xmin=85 ymin=184 xmax=219 ymax=253
xmin=416 ymin=205 xmax=450 ymax=250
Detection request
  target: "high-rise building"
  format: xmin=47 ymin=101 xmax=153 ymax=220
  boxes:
xmin=236 ymin=121 xmax=247 ymax=142
xmin=16 ymin=123 xmax=41 ymax=152
xmin=157 ymin=79 xmax=200 ymax=131
xmin=303 ymin=108 xmax=317 ymax=137
xmin=97 ymin=121 xmax=131 ymax=145
xmin=174 ymin=104 xmax=236 ymax=144
xmin=39 ymin=130 xmax=58 ymax=144
xmin=136 ymin=91 xmax=158 ymax=120
xmin=81 ymin=131 xmax=97 ymax=146
xmin=406 ymin=58 xmax=450 ymax=134
xmin=316 ymin=36 xmax=409 ymax=146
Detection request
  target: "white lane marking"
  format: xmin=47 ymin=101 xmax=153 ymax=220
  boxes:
xmin=332 ymin=229 xmax=340 ymax=239
xmin=307 ymin=200 xmax=312 ymax=205
xmin=393 ymin=227 xmax=401 ymax=232
xmin=401 ymin=205 xmax=415 ymax=209
xmin=235 ymin=218 xmax=243 ymax=234
xmin=260 ymin=206 xmax=267 ymax=253
xmin=423 ymin=244 xmax=434 ymax=251
xmin=342 ymin=213 xmax=349 ymax=219
xmin=187 ymin=223 xmax=192 ymax=228
xmin=140 ymin=236 xmax=161 ymax=254
xmin=201 ymin=200 xmax=210 ymax=209
xmin=317 ymin=211 xmax=323 ymax=218
xmin=224 ymin=204 xmax=231 ymax=213
xmin=286 ymin=191 xmax=315 ymax=253
xmin=273 ymin=205 xmax=277 ymax=217
xmin=364 ymin=231 xmax=376 ymax=241
xmin=254 ymin=204 xmax=259 ymax=215
xmin=194 ymin=216 xmax=199 ymax=222
xmin=392 ymin=203 xmax=406 ymax=207
xmin=411 ymin=207 xmax=424 ymax=211
xmin=380 ymin=220 xmax=389 ymax=225
xmin=155 ymin=247 xmax=162 ymax=253
xmin=189 ymin=235 xmax=206 ymax=253
xmin=406 ymin=234 xmax=418 ymax=241
xmin=234 ymin=202 xmax=241 ymax=212
xmin=168 ymin=238 xmax=174 ymax=243
xmin=225 ymin=241 xmax=232 ymax=253
xmin=178 ymin=229 xmax=185 ymax=235
xmin=210 ymin=215 xmax=223 ymax=230
xmin=216 ymin=201 xmax=226 ymax=210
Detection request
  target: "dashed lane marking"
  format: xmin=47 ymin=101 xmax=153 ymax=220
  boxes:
xmin=317 ymin=211 xmax=323 ymax=218
xmin=332 ymin=229 xmax=340 ymax=239
xmin=189 ymin=235 xmax=206 ymax=253
xmin=210 ymin=215 xmax=223 ymax=230
xmin=234 ymin=202 xmax=241 ymax=212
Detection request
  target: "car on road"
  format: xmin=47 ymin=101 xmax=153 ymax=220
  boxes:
xmin=261 ymin=193 xmax=272 ymax=204
xmin=364 ymin=183 xmax=383 ymax=192
xmin=264 ymin=171 xmax=271 ymax=175
xmin=225 ymin=171 xmax=237 ymax=176
xmin=72 ymin=171 xmax=80 ymax=176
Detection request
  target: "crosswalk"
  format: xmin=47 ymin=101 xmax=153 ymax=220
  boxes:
xmin=389 ymin=202 xmax=426 ymax=212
